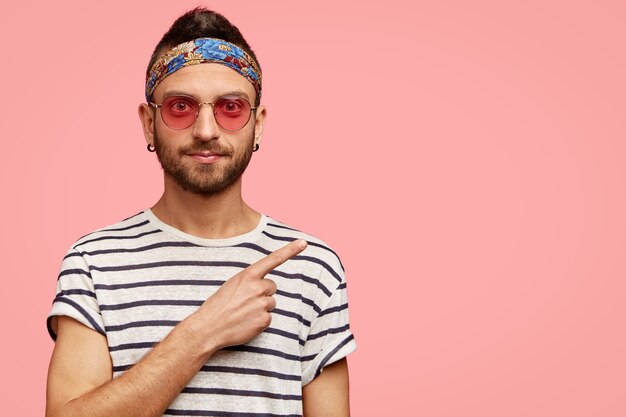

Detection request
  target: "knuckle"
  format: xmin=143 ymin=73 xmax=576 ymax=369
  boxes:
xmin=261 ymin=313 xmax=272 ymax=328
xmin=252 ymin=281 xmax=265 ymax=296
xmin=256 ymin=297 xmax=268 ymax=309
xmin=270 ymin=252 xmax=283 ymax=265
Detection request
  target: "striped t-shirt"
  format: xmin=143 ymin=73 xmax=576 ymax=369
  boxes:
xmin=47 ymin=209 xmax=356 ymax=416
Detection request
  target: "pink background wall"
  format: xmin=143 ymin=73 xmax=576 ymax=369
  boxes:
xmin=1 ymin=0 xmax=625 ymax=415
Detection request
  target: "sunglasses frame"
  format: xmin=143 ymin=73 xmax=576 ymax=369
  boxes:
xmin=149 ymin=94 xmax=257 ymax=132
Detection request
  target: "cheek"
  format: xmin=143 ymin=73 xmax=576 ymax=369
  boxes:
xmin=154 ymin=126 xmax=189 ymax=149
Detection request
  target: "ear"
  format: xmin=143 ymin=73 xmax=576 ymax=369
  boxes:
xmin=138 ymin=103 xmax=156 ymax=147
xmin=253 ymin=104 xmax=267 ymax=148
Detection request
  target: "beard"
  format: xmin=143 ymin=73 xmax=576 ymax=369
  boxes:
xmin=153 ymin=128 xmax=255 ymax=196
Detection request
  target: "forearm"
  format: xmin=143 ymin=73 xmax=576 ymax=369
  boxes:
xmin=55 ymin=313 xmax=218 ymax=417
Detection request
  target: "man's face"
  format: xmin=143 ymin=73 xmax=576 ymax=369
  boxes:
xmin=149 ymin=64 xmax=261 ymax=195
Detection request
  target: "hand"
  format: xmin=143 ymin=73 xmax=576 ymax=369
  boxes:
xmin=194 ymin=239 xmax=308 ymax=350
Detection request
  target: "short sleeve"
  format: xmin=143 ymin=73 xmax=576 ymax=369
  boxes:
xmin=301 ymin=265 xmax=357 ymax=386
xmin=47 ymin=248 xmax=105 ymax=340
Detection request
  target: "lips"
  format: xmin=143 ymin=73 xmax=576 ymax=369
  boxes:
xmin=184 ymin=147 xmax=230 ymax=157
xmin=185 ymin=150 xmax=229 ymax=164
xmin=188 ymin=151 xmax=223 ymax=157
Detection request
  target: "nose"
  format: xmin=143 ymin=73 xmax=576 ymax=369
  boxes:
xmin=191 ymin=103 xmax=221 ymax=141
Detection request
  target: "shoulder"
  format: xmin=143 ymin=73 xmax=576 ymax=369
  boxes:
xmin=69 ymin=210 xmax=156 ymax=254
xmin=263 ymin=216 xmax=345 ymax=277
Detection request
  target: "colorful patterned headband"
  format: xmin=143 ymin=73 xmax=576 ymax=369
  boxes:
xmin=145 ymin=38 xmax=262 ymax=103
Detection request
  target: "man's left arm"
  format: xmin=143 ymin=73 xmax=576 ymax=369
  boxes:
xmin=302 ymin=358 xmax=351 ymax=417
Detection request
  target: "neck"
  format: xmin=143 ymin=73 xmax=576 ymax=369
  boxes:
xmin=151 ymin=175 xmax=261 ymax=239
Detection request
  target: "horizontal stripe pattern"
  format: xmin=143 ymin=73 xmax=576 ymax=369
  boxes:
xmin=181 ymin=387 xmax=301 ymax=401
xmin=164 ymin=410 xmax=301 ymax=417
xmin=48 ymin=209 xmax=356 ymax=415
xmin=75 ymin=229 xmax=161 ymax=248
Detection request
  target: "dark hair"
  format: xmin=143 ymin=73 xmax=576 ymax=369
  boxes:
xmin=146 ymin=7 xmax=262 ymax=105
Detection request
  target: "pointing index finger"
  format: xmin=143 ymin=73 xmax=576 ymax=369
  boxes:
xmin=249 ymin=239 xmax=307 ymax=278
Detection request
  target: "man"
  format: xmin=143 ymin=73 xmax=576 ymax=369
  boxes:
xmin=45 ymin=8 xmax=356 ymax=417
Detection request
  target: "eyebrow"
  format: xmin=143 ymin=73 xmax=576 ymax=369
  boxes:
xmin=161 ymin=89 xmax=251 ymax=101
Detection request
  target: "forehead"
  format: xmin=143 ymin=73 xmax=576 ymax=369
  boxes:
xmin=153 ymin=63 xmax=256 ymax=102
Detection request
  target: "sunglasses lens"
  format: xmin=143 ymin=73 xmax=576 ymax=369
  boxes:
xmin=161 ymin=96 xmax=198 ymax=129
xmin=214 ymin=96 xmax=252 ymax=131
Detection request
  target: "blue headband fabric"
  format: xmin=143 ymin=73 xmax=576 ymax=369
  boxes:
xmin=146 ymin=38 xmax=262 ymax=102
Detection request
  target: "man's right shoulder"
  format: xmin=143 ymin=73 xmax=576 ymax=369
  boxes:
xmin=67 ymin=210 xmax=156 ymax=254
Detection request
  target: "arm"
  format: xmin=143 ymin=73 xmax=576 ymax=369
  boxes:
xmin=302 ymin=358 xmax=351 ymax=417
xmin=46 ymin=239 xmax=308 ymax=417
xmin=46 ymin=313 xmax=219 ymax=417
